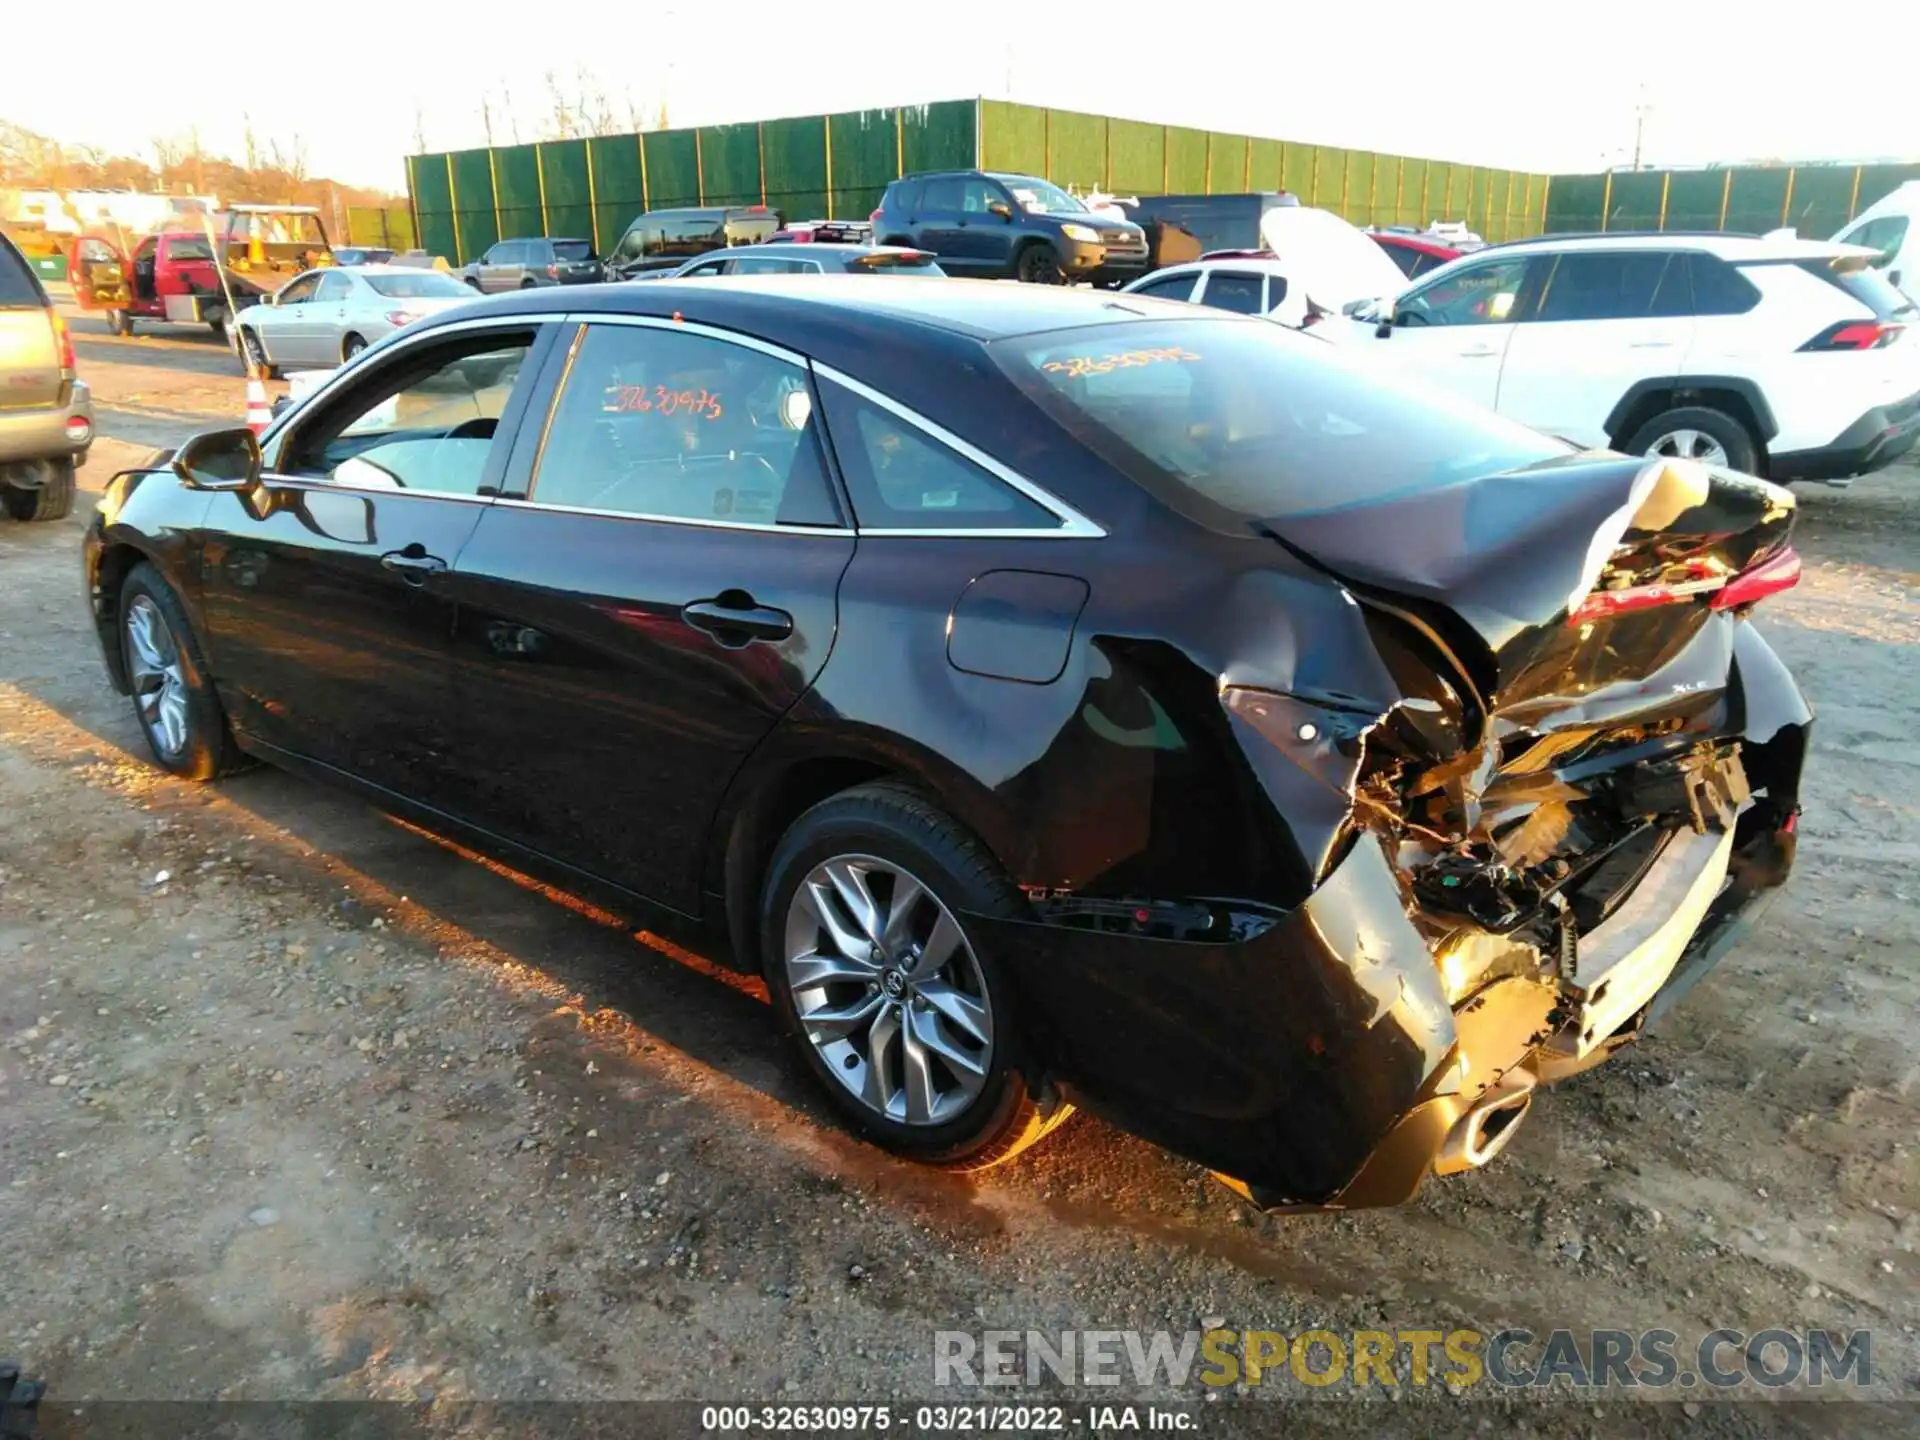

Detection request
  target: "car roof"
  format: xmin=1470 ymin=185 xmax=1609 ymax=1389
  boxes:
xmin=429 ymin=273 xmax=1220 ymax=344
xmin=721 ymin=243 xmax=929 ymax=260
xmin=1138 ymin=258 xmax=1294 ymax=278
xmin=1485 ymin=231 xmax=1872 ymax=262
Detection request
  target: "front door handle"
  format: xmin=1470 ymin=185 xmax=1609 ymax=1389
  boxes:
xmin=380 ymin=544 xmax=447 ymax=586
xmin=1628 ymin=340 xmax=1674 ymax=349
xmin=1458 ymin=344 xmax=1501 ymax=358
xmin=682 ymin=595 xmax=793 ymax=647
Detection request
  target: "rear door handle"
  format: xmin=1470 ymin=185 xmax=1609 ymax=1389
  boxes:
xmin=1628 ymin=340 xmax=1674 ymax=349
xmin=682 ymin=595 xmax=794 ymax=647
xmin=1458 ymin=345 xmax=1501 ymax=358
xmin=380 ymin=545 xmax=447 ymax=585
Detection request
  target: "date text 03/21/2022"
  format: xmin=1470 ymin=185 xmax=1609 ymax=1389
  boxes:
xmin=698 ymin=1404 xmax=1192 ymax=1431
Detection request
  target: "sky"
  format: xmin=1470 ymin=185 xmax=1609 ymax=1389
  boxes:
xmin=7 ymin=3 xmax=1917 ymax=193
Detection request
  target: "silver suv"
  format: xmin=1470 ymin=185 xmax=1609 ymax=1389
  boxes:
xmin=0 ymin=234 xmax=91 ymax=521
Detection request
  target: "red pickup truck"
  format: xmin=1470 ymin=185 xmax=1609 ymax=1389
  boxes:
xmin=68 ymin=205 xmax=334 ymax=339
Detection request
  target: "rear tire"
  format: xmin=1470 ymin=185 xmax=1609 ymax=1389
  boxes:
xmin=759 ymin=781 xmax=1071 ymax=1170
xmin=106 ymin=309 xmax=132 ymax=337
xmin=238 ymin=328 xmax=277 ymax=380
xmin=1015 ymin=243 xmax=1065 ymax=285
xmin=1622 ymin=405 xmax=1759 ymax=474
xmin=1 ymin=460 xmax=75 ymax=522
xmin=342 ymin=332 xmax=367 ymax=362
xmin=518 ymin=277 xmax=537 ymax=290
xmin=117 ymin=563 xmax=244 ymax=781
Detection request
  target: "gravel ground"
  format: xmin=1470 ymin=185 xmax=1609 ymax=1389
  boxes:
xmin=0 ymin=310 xmax=1914 ymax=1436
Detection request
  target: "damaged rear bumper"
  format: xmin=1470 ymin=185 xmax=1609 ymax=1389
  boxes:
xmin=970 ymin=626 xmax=1809 ymax=1211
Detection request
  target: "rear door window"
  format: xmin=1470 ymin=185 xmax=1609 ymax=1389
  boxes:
xmin=1197 ymin=272 xmax=1265 ymax=315
xmin=529 ymin=323 xmax=841 ymax=527
xmin=920 ymin=178 xmax=965 ymax=212
xmin=315 ymin=272 xmax=353 ymax=303
xmin=888 ymin=180 xmax=923 ymax=211
xmin=1531 ymin=251 xmax=1690 ymax=321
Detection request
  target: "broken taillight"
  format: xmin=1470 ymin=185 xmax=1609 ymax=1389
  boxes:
xmin=1709 ymin=546 xmax=1801 ymax=610
xmin=1568 ymin=547 xmax=1801 ymax=625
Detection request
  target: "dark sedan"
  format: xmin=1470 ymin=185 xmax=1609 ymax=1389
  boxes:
xmin=83 ymin=279 xmax=1809 ymax=1209
xmin=662 ymin=243 xmax=944 ymax=278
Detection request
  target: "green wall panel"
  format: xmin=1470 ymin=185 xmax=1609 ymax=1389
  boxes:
xmin=449 ymin=149 xmax=497 ymax=262
xmin=762 ymin=115 xmax=828 ymax=222
xmin=902 ymin=100 xmax=977 ymax=174
xmin=1341 ymin=149 xmax=1374 ymax=224
xmin=644 ymin=130 xmax=701 ymax=211
xmin=539 ymin=141 xmax=593 ymax=245
xmin=1207 ymin=131 xmax=1248 ymax=192
xmin=1107 ymin=119 xmax=1164 ymax=195
xmin=1050 ymin=109 xmax=1107 ymax=191
xmin=1724 ymin=169 xmax=1790 ymax=234
xmin=828 ymin=108 xmax=901 ymax=227
xmin=587 ymin=136 xmax=646 ymax=252
xmin=1605 ymin=171 xmax=1662 ymax=230
xmin=1545 ymin=173 xmax=1604 ymax=232
xmin=1248 ymin=138 xmax=1283 ymax=193
xmin=408 ymin=154 xmax=456 ymax=261
xmin=493 ymin=144 xmax=541 ymax=240
xmin=1662 ymin=170 xmax=1722 ymax=231
xmin=699 ymin=123 xmax=762 ymax=207
xmin=1164 ymin=126 xmax=1208 ymax=192
xmin=980 ymin=100 xmax=1045 ymax=174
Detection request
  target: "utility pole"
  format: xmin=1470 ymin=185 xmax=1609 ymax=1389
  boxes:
xmin=1630 ymin=83 xmax=1651 ymax=171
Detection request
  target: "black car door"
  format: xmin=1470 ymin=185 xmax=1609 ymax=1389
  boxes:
xmin=441 ymin=316 xmax=855 ymax=915
xmin=197 ymin=319 xmax=559 ymax=815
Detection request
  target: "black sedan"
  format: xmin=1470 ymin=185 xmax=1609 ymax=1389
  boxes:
xmin=658 ymin=243 xmax=943 ymax=278
xmin=83 ymin=278 xmax=1810 ymax=1209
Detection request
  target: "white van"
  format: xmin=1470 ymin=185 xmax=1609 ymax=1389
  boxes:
xmin=1834 ymin=180 xmax=1920 ymax=302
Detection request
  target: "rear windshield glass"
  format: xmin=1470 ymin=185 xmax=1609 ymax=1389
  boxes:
xmin=167 ymin=238 xmax=215 ymax=261
xmin=553 ymin=240 xmax=596 ymax=261
xmin=0 ymin=238 xmax=45 ymax=307
xmin=854 ymin=256 xmax=944 ymax=275
xmin=364 ymin=272 xmax=471 ymax=299
xmin=994 ymin=319 xmax=1567 ymax=531
xmin=1782 ymin=259 xmax=1917 ymax=319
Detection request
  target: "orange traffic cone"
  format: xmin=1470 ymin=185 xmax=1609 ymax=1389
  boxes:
xmin=245 ymin=375 xmax=271 ymax=437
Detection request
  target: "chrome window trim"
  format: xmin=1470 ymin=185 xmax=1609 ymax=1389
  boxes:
xmin=811 ymin=363 xmax=1106 ymax=540
xmin=257 ymin=311 xmax=569 ymax=452
xmin=253 ymin=474 xmax=497 ymax=505
xmin=490 ymin=497 xmax=847 ymax=536
xmin=559 ymin=310 xmax=810 ymax=366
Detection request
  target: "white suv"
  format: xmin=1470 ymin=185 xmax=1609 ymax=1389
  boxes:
xmin=1331 ymin=232 xmax=1920 ymax=481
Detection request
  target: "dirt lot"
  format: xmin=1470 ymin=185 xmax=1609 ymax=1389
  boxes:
xmin=1 ymin=306 xmax=1915 ymax=1434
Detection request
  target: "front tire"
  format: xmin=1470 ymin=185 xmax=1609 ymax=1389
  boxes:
xmin=1622 ymin=405 xmax=1759 ymax=474
xmin=1015 ymin=243 xmax=1065 ymax=285
xmin=760 ymin=782 xmax=1071 ymax=1169
xmin=118 ymin=563 xmax=243 ymax=781
xmin=1 ymin=459 xmax=75 ymax=522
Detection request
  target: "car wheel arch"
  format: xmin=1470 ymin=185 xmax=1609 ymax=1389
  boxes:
xmin=1605 ymin=376 xmax=1778 ymax=451
xmin=92 ymin=541 xmax=154 ymax=692
xmin=709 ymin=742 xmax=1029 ymax=975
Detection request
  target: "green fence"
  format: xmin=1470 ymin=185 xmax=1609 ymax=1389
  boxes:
xmin=1544 ymin=162 xmax=1920 ymax=237
xmin=408 ymin=102 xmax=976 ymax=265
xmin=409 ymin=102 xmax=1920 ymax=267
xmin=342 ymin=206 xmax=416 ymax=251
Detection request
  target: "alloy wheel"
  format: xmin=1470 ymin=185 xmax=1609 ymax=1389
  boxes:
xmin=1647 ymin=428 xmax=1729 ymax=466
xmin=782 ymin=856 xmax=994 ymax=1126
xmin=125 ymin=596 xmax=189 ymax=760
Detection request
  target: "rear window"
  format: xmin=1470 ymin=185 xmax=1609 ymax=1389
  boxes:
xmin=1784 ymin=259 xmax=1917 ymax=319
xmin=0 ymin=237 xmax=46 ymax=307
xmin=167 ymin=237 xmax=215 ymax=262
xmin=995 ymin=319 xmax=1566 ymax=531
xmin=364 ymin=272 xmax=471 ymax=299
xmin=553 ymin=240 xmax=595 ymax=261
xmin=851 ymin=254 xmax=943 ymax=275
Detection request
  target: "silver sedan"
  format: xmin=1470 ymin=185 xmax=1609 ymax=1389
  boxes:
xmin=235 ymin=265 xmax=474 ymax=375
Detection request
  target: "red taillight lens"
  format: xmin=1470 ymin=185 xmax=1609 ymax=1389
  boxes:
xmin=385 ymin=309 xmax=417 ymax=327
xmin=1799 ymin=320 xmax=1903 ymax=351
xmin=545 ymin=263 xmax=559 ymax=279
xmin=51 ymin=311 xmax=75 ymax=371
xmin=1709 ymin=547 xmax=1800 ymax=610
xmin=868 ymin=208 xmax=884 ymax=223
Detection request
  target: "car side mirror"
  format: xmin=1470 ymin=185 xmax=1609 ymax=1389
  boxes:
xmin=988 ymin=200 xmax=1013 ymax=221
xmin=1374 ymin=311 xmax=1395 ymax=340
xmin=171 ymin=427 xmax=262 ymax=492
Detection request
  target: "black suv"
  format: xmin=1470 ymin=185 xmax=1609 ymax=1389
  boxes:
xmin=608 ymin=206 xmax=783 ymax=279
xmin=873 ymin=171 xmax=1147 ymax=285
